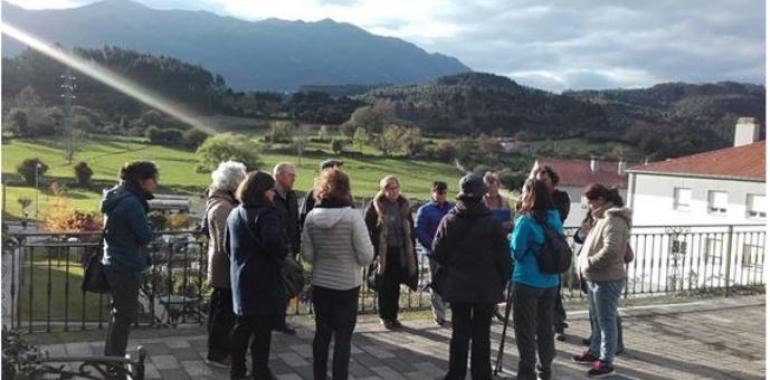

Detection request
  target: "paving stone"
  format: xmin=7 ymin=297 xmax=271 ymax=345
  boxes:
xmin=167 ymin=339 xmax=192 ymax=348
xmin=289 ymin=343 xmax=313 ymax=358
xmin=144 ymin=362 xmax=163 ymax=379
xmin=142 ymin=342 xmax=172 ymax=356
xmin=276 ymin=374 xmax=304 ymax=380
xmin=370 ymin=365 xmax=407 ymax=380
xmin=181 ymin=360 xmax=213 ymax=377
xmin=413 ymin=361 xmax=445 ymax=377
xmin=151 ymin=354 xmax=181 ymax=370
xmin=158 ymin=368 xmax=191 ymax=380
xmin=278 ymin=352 xmax=310 ymax=367
xmin=65 ymin=342 xmax=93 ymax=356
xmin=173 ymin=347 xmax=202 ymax=361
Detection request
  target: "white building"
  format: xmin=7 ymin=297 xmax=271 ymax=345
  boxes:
xmin=532 ymin=158 xmax=629 ymax=227
xmin=626 ymin=120 xmax=765 ymax=227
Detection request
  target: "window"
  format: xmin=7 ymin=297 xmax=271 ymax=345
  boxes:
xmin=704 ymin=237 xmax=723 ymax=264
xmin=746 ymin=194 xmax=766 ymax=219
xmin=672 ymin=240 xmax=688 ymax=254
xmin=741 ymin=244 xmax=763 ymax=269
xmin=708 ymin=191 xmax=728 ymax=215
xmin=673 ymin=188 xmax=692 ymax=210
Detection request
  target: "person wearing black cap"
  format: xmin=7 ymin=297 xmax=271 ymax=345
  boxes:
xmin=430 ymin=174 xmax=512 ymax=380
xmin=415 ymin=181 xmax=453 ymax=326
xmin=300 ymin=159 xmax=344 ymax=227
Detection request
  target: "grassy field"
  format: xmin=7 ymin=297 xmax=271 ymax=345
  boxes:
xmin=2 ymin=135 xmax=464 ymax=219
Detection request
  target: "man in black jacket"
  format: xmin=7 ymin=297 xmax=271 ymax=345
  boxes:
xmin=430 ymin=174 xmax=513 ymax=380
xmin=272 ymin=162 xmax=300 ymax=335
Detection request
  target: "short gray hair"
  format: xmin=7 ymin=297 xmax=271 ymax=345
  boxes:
xmin=273 ymin=162 xmax=296 ymax=176
xmin=211 ymin=161 xmax=247 ymax=192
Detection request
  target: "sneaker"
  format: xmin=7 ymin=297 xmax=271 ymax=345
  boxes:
xmin=390 ymin=319 xmax=403 ymax=328
xmin=435 ymin=318 xmax=446 ymax=327
xmin=380 ymin=318 xmax=396 ymax=330
xmin=274 ymin=325 xmax=297 ymax=335
xmin=582 ymin=337 xmax=591 ymax=346
xmin=587 ymin=360 xmax=614 ymax=377
xmin=616 ymin=346 xmax=625 ymax=355
xmin=555 ymin=333 xmax=566 ymax=342
xmin=572 ymin=350 xmax=599 ymax=364
xmin=206 ymin=356 xmax=232 ymax=369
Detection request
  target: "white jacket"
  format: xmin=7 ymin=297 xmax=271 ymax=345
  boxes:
xmin=302 ymin=207 xmax=374 ymax=290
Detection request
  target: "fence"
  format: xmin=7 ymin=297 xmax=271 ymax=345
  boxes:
xmin=2 ymin=223 xmax=764 ymax=333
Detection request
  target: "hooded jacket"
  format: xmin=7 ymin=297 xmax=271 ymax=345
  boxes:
xmin=206 ymin=188 xmax=237 ymax=289
xmin=100 ymin=184 xmax=153 ymax=273
xmin=302 ymin=205 xmax=374 ymax=290
xmin=511 ymin=209 xmax=563 ymax=288
xmin=364 ymin=195 xmax=419 ymax=290
xmin=430 ymin=201 xmax=512 ymax=304
xmin=578 ymin=205 xmax=633 ymax=282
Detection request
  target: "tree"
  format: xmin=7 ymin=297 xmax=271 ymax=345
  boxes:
xmin=318 ymin=125 xmax=330 ymax=142
xmin=7 ymin=109 xmax=28 ymax=137
xmin=17 ymin=197 xmax=32 ymax=216
xmin=353 ymin=127 xmax=368 ymax=153
xmin=183 ymin=129 xmax=209 ymax=149
xmin=377 ymin=124 xmax=405 ymax=157
xmin=13 ymin=86 xmax=43 ymax=108
xmin=330 ymin=138 xmax=346 ymax=154
xmin=433 ymin=140 xmax=457 ymax=161
xmin=195 ymin=133 xmax=261 ymax=173
xmin=16 ymin=158 xmax=48 ymax=185
xmin=270 ymin=121 xmax=295 ymax=143
xmin=73 ymin=162 xmax=94 ymax=187
xmin=146 ymin=126 xmax=184 ymax=145
xmin=400 ymin=127 xmax=423 ymax=157
xmin=292 ymin=132 xmax=309 ymax=165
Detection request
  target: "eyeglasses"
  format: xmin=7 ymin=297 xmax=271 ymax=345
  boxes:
xmin=385 ymin=185 xmax=400 ymax=191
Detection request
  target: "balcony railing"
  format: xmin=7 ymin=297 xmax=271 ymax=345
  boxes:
xmin=2 ymin=223 xmax=764 ymax=333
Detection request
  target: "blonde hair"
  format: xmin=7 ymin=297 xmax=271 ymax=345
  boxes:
xmin=376 ymin=175 xmax=400 ymax=199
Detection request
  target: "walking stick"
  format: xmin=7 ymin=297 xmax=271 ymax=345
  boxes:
xmin=494 ymin=281 xmax=514 ymax=376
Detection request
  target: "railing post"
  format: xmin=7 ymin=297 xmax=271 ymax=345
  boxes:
xmin=724 ymin=225 xmax=734 ymax=297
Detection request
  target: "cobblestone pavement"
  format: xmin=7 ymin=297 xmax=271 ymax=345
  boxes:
xmin=38 ymin=296 xmax=764 ymax=380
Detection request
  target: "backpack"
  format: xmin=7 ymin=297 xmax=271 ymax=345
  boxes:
xmin=535 ymin=218 xmax=572 ymax=274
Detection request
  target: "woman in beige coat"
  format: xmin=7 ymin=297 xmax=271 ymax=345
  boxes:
xmin=572 ymin=184 xmax=632 ymax=378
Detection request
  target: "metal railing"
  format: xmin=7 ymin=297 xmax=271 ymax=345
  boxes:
xmin=2 ymin=223 xmax=764 ymax=333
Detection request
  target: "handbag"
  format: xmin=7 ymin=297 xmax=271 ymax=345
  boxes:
xmin=240 ymin=208 xmax=306 ymax=298
xmin=82 ymin=226 xmax=111 ymax=293
xmin=624 ymin=242 xmax=634 ymax=264
xmin=366 ymin=261 xmax=382 ymax=291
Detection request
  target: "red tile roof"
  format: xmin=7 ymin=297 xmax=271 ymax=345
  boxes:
xmin=627 ymin=141 xmax=765 ymax=181
xmin=534 ymin=159 xmax=628 ymax=189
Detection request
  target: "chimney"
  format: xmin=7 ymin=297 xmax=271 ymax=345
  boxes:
xmin=589 ymin=158 xmax=598 ymax=173
xmin=734 ymin=117 xmax=760 ymax=147
xmin=617 ymin=160 xmax=626 ymax=175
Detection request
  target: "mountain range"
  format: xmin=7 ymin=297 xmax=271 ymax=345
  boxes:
xmin=1 ymin=0 xmax=470 ymax=91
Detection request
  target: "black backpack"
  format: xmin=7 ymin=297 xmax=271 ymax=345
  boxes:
xmin=535 ymin=219 xmax=572 ymax=274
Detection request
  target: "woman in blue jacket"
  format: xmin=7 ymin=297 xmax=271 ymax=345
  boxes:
xmin=510 ymin=179 xmax=564 ymax=380
xmin=226 ymin=171 xmax=289 ymax=380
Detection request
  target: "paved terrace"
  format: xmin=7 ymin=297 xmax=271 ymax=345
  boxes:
xmin=36 ymin=295 xmax=765 ymax=380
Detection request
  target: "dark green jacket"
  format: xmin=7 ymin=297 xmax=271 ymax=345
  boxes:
xmin=100 ymin=185 xmax=153 ymax=273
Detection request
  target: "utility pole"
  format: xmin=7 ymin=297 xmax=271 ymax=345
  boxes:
xmin=60 ymin=69 xmax=77 ymax=163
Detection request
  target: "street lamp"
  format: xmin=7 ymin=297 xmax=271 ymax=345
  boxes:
xmin=35 ymin=162 xmax=42 ymax=217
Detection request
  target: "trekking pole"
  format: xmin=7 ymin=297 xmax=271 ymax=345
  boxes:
xmin=494 ymin=281 xmax=514 ymax=376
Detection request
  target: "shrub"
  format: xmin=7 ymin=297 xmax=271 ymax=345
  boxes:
xmin=146 ymin=126 xmax=184 ymax=145
xmin=183 ymin=129 xmax=209 ymax=149
xmin=16 ymin=158 xmax=48 ymax=185
xmin=73 ymin=162 xmax=94 ymax=187
xmin=195 ymin=133 xmax=261 ymax=173
xmin=330 ymin=138 xmax=346 ymax=154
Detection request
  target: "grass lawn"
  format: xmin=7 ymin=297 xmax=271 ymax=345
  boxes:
xmin=2 ymin=135 xmax=464 ymax=219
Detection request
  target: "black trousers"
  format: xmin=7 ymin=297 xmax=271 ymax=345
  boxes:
xmin=513 ymin=284 xmax=557 ymax=380
xmin=378 ymin=246 xmax=402 ymax=321
xmin=103 ymin=267 xmax=141 ymax=357
xmin=312 ymin=286 xmax=360 ymax=380
xmin=207 ymin=288 xmax=234 ymax=361
xmin=445 ymin=303 xmax=495 ymax=380
xmin=553 ymin=282 xmax=567 ymax=333
xmin=230 ymin=314 xmax=276 ymax=380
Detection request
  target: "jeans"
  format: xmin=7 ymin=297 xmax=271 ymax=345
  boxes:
xmin=445 ymin=303 xmax=495 ymax=380
xmin=378 ymin=246 xmax=402 ymax=321
xmin=312 ymin=286 xmax=360 ymax=380
xmin=513 ymin=284 xmax=557 ymax=380
xmin=207 ymin=288 xmax=234 ymax=361
xmin=231 ymin=314 xmax=276 ymax=380
xmin=103 ymin=266 xmax=142 ymax=357
xmin=428 ymin=258 xmax=447 ymax=321
xmin=586 ymin=279 xmax=624 ymax=363
xmin=553 ymin=281 xmax=567 ymax=333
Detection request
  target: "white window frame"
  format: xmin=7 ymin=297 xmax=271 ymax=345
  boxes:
xmin=707 ymin=191 xmax=728 ymax=216
xmin=673 ymin=187 xmax=692 ymax=211
xmin=746 ymin=194 xmax=766 ymax=219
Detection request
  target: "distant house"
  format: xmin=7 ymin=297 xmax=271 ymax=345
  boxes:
xmin=627 ymin=118 xmax=765 ymax=227
xmin=531 ymin=158 xmax=629 ymax=227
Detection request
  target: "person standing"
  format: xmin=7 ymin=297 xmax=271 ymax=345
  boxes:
xmin=272 ymin=162 xmax=300 ymax=335
xmin=532 ymin=165 xmax=571 ymax=340
xmin=364 ymin=175 xmax=418 ymax=329
xmin=302 ymin=168 xmax=374 ymax=380
xmin=300 ymin=159 xmax=344 ymax=226
xmin=205 ymin=161 xmax=246 ymax=368
xmin=101 ymin=161 xmax=158 ymax=358
xmin=572 ymin=184 xmax=632 ymax=377
xmin=431 ymin=174 xmax=512 ymax=380
xmin=483 ymin=172 xmax=513 ymax=233
xmin=226 ymin=171 xmax=289 ymax=380
xmin=414 ymin=181 xmax=454 ymax=326
xmin=511 ymin=179 xmax=563 ymax=380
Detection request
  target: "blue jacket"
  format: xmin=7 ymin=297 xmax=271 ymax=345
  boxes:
xmin=415 ymin=200 xmax=454 ymax=251
xmin=101 ymin=185 xmax=153 ymax=273
xmin=226 ymin=205 xmax=289 ymax=316
xmin=511 ymin=209 xmax=563 ymax=288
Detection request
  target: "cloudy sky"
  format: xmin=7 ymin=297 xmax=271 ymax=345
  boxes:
xmin=6 ymin=0 xmax=765 ymax=92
